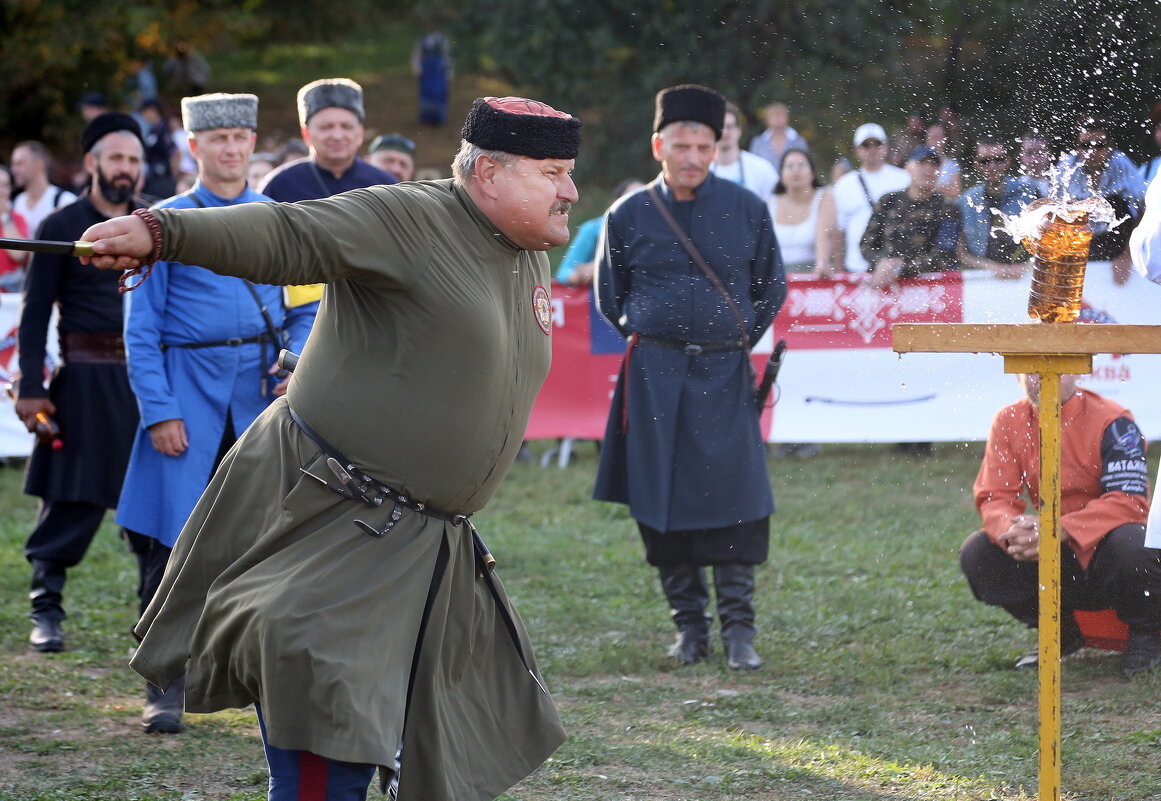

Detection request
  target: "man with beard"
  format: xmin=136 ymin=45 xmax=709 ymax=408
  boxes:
xmin=12 ymin=113 xmax=147 ymax=653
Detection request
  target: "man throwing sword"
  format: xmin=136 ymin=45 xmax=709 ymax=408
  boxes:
xmin=13 ymin=113 xmax=147 ymax=654
xmin=79 ymin=96 xmax=578 ymax=801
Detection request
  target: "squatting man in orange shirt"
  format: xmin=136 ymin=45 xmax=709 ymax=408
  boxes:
xmin=959 ymin=372 xmax=1161 ymax=677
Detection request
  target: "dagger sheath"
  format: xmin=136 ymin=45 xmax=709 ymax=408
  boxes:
xmin=0 ymin=237 xmax=94 ymax=258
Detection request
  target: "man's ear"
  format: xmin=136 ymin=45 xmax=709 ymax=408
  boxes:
xmin=473 ymin=154 xmax=502 ymax=197
xmin=651 ymin=133 xmax=664 ymax=163
xmin=300 ymin=125 xmax=312 ymax=147
xmin=83 ymin=152 xmax=96 ymax=176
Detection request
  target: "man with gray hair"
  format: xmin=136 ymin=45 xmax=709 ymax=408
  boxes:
xmin=594 ymin=84 xmax=785 ymax=672
xmin=116 ymin=93 xmax=318 ymax=734
xmin=259 ymin=77 xmax=397 ymax=202
xmin=79 ymin=95 xmax=579 ymax=801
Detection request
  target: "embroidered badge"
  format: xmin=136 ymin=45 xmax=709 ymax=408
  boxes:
xmin=532 ymin=285 xmax=552 ymax=334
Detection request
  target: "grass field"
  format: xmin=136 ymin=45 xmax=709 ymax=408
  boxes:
xmin=2 ymin=439 xmax=1160 ymax=800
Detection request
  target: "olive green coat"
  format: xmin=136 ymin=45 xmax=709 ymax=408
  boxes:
xmin=129 ymin=180 xmax=565 ymax=799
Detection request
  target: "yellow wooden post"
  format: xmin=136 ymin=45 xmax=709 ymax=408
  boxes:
xmin=892 ymin=324 xmax=1161 ymax=801
xmin=1002 ymin=354 xmax=1092 ymax=801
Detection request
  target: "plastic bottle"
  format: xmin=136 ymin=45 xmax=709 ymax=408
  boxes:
xmin=1024 ymin=210 xmax=1093 ymax=323
xmin=34 ymin=411 xmax=64 ymax=451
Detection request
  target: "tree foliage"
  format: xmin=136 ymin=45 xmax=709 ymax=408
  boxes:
xmin=972 ymin=0 xmax=1161 ymax=159
xmin=436 ymin=0 xmax=915 ymax=180
xmin=436 ymin=0 xmax=1161 ymax=181
xmin=0 ymin=0 xmax=413 ymax=159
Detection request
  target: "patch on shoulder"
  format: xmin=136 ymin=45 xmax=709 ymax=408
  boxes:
xmin=532 ymin=285 xmax=552 ymax=334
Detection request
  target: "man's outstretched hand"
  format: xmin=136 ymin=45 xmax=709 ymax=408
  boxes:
xmin=79 ymin=214 xmax=153 ymax=271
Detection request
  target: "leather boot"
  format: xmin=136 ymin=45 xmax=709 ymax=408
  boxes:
xmin=28 ymin=560 xmax=67 ymax=652
xmin=714 ymin=563 xmax=763 ymax=670
xmin=658 ymin=564 xmax=711 ymax=663
xmin=143 ymin=673 xmax=186 ymax=734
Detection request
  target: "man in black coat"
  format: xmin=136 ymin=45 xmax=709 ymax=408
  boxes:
xmin=594 ymin=85 xmax=785 ymax=670
xmin=13 ymin=113 xmax=147 ymax=653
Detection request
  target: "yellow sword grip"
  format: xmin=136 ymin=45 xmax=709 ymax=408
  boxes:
xmin=73 ymin=241 xmax=95 ymax=258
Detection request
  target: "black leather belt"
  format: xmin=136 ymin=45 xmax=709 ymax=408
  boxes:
xmin=288 ymin=407 xmax=470 ymax=537
xmin=160 ymin=330 xmax=282 ymax=351
xmin=636 ymin=334 xmax=745 ymax=355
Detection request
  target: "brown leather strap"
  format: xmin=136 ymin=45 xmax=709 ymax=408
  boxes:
xmin=646 ymin=184 xmax=751 ymax=353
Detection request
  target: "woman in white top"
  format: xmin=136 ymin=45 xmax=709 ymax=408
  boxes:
xmin=768 ymin=148 xmax=830 ymax=274
xmin=767 ymin=149 xmax=827 ymax=458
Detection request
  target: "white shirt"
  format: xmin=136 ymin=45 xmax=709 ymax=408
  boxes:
xmin=832 ymin=165 xmax=910 ymax=272
xmin=768 ymin=190 xmax=824 ymax=271
xmin=14 ymin=185 xmax=77 ymax=237
xmin=711 ymin=150 xmax=778 ymax=201
xmin=1131 ymin=172 xmax=1161 ymax=284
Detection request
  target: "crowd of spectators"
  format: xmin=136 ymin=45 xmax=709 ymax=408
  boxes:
xmin=0 ymin=68 xmax=434 ymax=294
xmin=559 ymin=99 xmax=1161 ymax=296
xmin=4 ymin=84 xmax=1161 ymax=300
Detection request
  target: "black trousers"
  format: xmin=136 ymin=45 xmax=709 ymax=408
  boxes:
xmin=960 ymin=523 xmax=1161 ymax=632
xmin=24 ymin=499 xmax=108 ymax=567
xmin=124 ymin=531 xmax=172 ymax=617
xmin=637 ymin=517 xmax=769 ymax=566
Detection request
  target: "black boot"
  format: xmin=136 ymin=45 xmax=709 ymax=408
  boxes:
xmin=658 ymin=564 xmax=711 ymax=664
xmin=714 ymin=563 xmax=763 ymax=670
xmin=143 ymin=673 xmax=186 ymax=734
xmin=28 ymin=560 xmax=67 ymax=652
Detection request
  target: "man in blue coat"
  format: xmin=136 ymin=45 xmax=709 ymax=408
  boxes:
xmin=117 ymin=93 xmax=317 ymax=733
xmin=594 ymin=85 xmax=786 ymax=670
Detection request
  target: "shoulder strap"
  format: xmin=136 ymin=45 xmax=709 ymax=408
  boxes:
xmin=645 ymin=183 xmax=750 ymax=351
xmin=856 ymin=171 xmax=875 ymax=208
xmin=183 ymin=188 xmax=288 ymax=350
xmin=309 ymin=161 xmax=333 ymax=197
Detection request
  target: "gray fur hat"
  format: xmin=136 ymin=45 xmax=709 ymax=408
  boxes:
xmin=298 ymin=78 xmax=365 ymax=126
xmin=181 ymin=93 xmax=259 ymax=132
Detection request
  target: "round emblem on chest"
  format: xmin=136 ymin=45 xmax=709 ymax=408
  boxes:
xmin=532 ymin=285 xmax=552 ymax=335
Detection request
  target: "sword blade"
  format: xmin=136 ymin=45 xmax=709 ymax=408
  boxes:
xmin=0 ymin=238 xmax=94 ymax=258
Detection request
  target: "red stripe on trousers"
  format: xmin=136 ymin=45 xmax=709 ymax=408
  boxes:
xmin=298 ymin=751 xmax=329 ymax=800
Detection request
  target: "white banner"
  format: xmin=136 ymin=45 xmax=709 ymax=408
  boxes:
xmin=762 ymin=263 xmax=1161 ymax=443
xmin=1 ymin=292 xmax=58 ymax=458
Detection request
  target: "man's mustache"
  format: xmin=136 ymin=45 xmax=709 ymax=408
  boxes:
xmin=550 ymin=200 xmax=571 ymax=215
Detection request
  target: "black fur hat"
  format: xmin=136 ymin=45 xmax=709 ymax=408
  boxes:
xmin=653 ymin=84 xmax=727 ymax=140
xmin=82 ymin=112 xmax=143 ymax=154
xmin=461 ymin=97 xmax=581 ymax=160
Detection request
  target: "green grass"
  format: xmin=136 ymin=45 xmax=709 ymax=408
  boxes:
xmin=2 ymin=441 xmax=1160 ymax=800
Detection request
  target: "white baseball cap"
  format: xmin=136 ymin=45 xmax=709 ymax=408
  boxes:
xmin=853 ymin=123 xmax=888 ymax=147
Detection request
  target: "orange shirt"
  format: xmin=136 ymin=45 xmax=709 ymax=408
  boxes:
xmin=974 ymin=388 xmax=1150 ymax=568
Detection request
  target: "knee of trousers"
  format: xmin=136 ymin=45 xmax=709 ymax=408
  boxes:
xmin=959 ymin=529 xmax=1035 ymax=606
xmin=1091 ymin=523 xmax=1159 ymax=580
